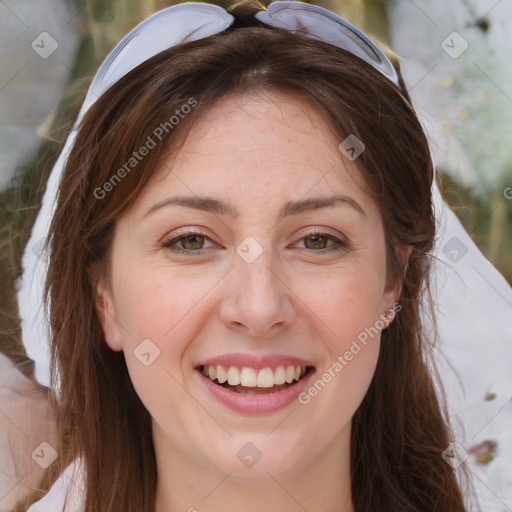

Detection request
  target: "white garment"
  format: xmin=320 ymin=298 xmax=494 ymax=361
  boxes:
xmin=27 ymin=460 xmax=84 ymax=512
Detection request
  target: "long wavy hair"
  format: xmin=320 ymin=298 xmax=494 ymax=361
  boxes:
xmin=17 ymin=2 xmax=471 ymax=511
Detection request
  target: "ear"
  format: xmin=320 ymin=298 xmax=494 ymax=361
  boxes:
xmin=381 ymin=244 xmax=413 ymax=327
xmin=94 ymin=278 xmax=124 ymax=352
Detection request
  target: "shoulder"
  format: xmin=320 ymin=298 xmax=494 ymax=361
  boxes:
xmin=27 ymin=459 xmax=85 ymax=512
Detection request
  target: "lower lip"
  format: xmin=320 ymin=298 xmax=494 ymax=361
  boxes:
xmin=197 ymin=369 xmax=316 ymax=415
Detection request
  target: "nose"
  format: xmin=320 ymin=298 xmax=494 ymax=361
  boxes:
xmin=218 ymin=248 xmax=297 ymax=337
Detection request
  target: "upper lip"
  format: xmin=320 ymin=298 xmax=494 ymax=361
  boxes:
xmin=195 ymin=353 xmax=315 ymax=370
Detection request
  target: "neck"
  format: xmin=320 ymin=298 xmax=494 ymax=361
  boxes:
xmin=153 ymin=422 xmax=354 ymax=512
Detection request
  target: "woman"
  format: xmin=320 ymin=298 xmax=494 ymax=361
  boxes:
xmin=17 ymin=1 xmax=471 ymax=510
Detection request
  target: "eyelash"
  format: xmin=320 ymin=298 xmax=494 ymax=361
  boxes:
xmin=161 ymin=230 xmax=348 ymax=255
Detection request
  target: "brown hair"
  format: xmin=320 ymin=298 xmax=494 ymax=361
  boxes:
xmin=17 ymin=3 xmax=470 ymax=511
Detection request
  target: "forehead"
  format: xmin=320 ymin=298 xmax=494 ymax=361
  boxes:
xmin=171 ymin=90 xmax=350 ymax=169
xmin=131 ymin=90 xmax=376 ymax=220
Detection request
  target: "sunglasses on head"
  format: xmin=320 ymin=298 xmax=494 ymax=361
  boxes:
xmin=82 ymin=1 xmax=400 ymax=113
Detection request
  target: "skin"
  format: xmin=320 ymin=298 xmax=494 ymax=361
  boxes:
xmin=0 ymin=355 xmax=57 ymax=509
xmin=95 ymin=90 xmax=405 ymax=512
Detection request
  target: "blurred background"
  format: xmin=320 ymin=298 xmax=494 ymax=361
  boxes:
xmin=0 ymin=0 xmax=511 ymax=510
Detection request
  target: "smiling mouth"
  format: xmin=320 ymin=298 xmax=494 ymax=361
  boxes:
xmin=197 ymin=364 xmax=314 ymax=395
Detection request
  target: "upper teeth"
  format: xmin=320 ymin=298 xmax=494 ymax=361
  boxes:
xmin=201 ymin=365 xmax=306 ymax=387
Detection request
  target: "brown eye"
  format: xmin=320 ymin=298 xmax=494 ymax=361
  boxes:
xmin=180 ymin=235 xmax=205 ymax=250
xmin=162 ymin=231 xmax=214 ymax=254
xmin=303 ymin=234 xmax=329 ymax=250
xmin=295 ymin=232 xmax=348 ymax=253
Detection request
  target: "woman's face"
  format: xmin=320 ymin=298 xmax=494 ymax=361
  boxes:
xmin=96 ymin=91 xmax=399 ymax=481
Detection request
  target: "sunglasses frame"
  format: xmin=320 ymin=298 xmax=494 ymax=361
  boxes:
xmin=82 ymin=1 xmax=400 ymax=115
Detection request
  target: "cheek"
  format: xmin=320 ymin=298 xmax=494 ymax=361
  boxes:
xmin=112 ymin=259 xmax=219 ymax=343
xmin=114 ymin=268 xmax=216 ymax=423
xmin=110 ymin=262 xmax=225 ymax=403
xmin=296 ymin=262 xmax=387 ymax=353
xmin=295 ymin=270 xmax=383 ymax=438
xmin=292 ymin=261 xmax=384 ymax=417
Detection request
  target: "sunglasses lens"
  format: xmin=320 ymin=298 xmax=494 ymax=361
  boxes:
xmin=256 ymin=2 xmax=399 ymax=85
xmin=89 ymin=4 xmax=234 ymax=99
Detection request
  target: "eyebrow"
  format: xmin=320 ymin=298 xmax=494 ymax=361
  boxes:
xmin=143 ymin=193 xmax=366 ymax=220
